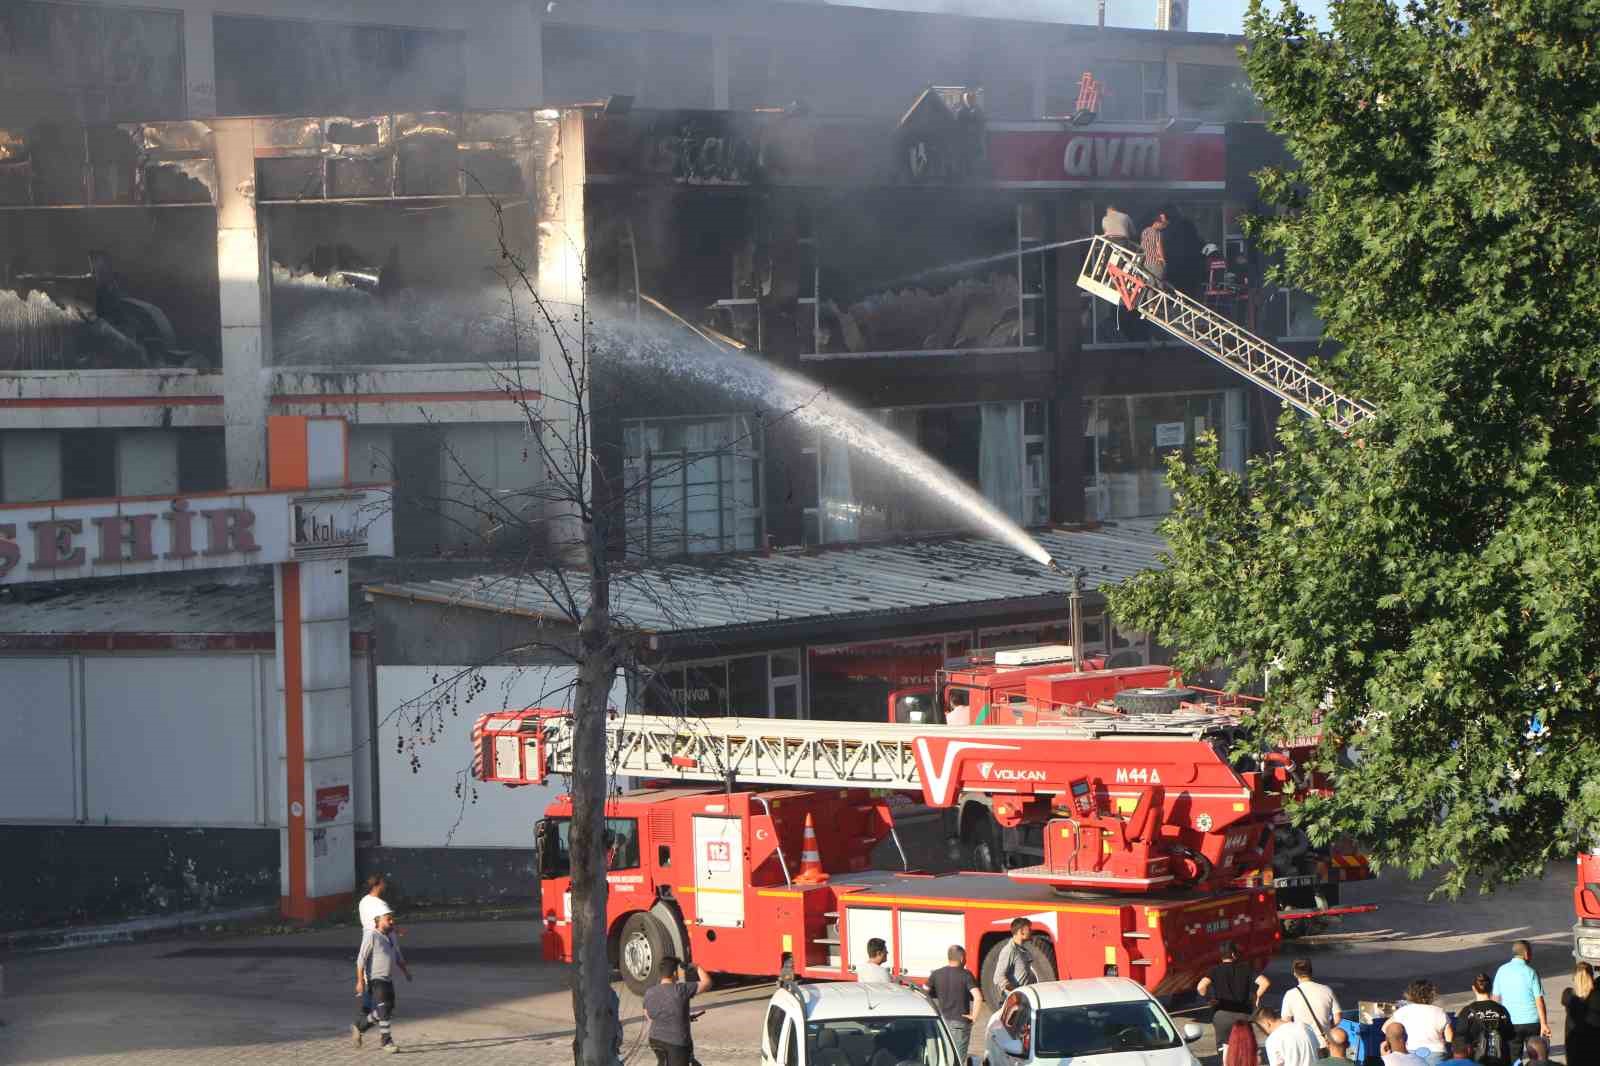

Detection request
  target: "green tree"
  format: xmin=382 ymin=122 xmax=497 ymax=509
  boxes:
xmin=1108 ymin=0 xmax=1600 ymax=894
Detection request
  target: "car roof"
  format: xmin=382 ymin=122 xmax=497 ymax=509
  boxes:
xmin=1023 ymin=977 xmax=1155 ymax=1010
xmin=779 ymin=982 xmax=941 ymax=1022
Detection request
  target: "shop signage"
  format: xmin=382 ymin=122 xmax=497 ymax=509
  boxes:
xmin=0 ymin=486 xmax=394 ymax=583
xmin=1154 ymin=421 xmax=1186 ymax=448
xmin=988 ymin=127 xmax=1225 ymax=188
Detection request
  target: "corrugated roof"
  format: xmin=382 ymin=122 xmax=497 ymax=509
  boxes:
xmin=367 ymin=521 xmax=1168 ymax=640
xmin=0 ymin=572 xmax=372 ymax=635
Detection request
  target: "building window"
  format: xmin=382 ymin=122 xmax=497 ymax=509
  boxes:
xmin=1260 ymin=287 xmax=1326 ymax=340
xmin=808 ymin=633 xmax=972 ymax=723
xmin=1048 ymin=61 xmax=1166 ymax=121
xmin=178 ymin=429 xmax=228 ymax=493
xmin=1083 ymin=390 xmax=1244 ymax=521
xmin=624 ymin=415 xmax=763 ymax=559
xmin=214 ymin=15 xmax=465 ymax=116
xmin=542 ymin=24 xmax=640 ymax=105
xmin=802 ymin=201 xmax=1046 ymax=358
xmin=808 ymin=399 xmax=1047 ymax=544
xmin=1083 ymin=200 xmax=1225 ymax=347
xmin=0 ymin=1 xmax=183 ymax=124
xmin=61 ymin=429 xmax=117 ymax=500
xmin=976 ymin=615 xmax=1149 ymax=665
xmin=636 ymin=653 xmax=775 ymax=716
xmin=1175 ymin=64 xmax=1264 ymax=122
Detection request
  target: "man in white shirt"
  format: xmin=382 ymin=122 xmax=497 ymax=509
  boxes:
xmin=358 ymin=874 xmax=390 ymax=928
xmin=1281 ymin=957 xmax=1343 ymax=1050
xmin=1256 ymin=1004 xmax=1320 ymax=1066
xmin=857 ymin=938 xmax=892 ymax=984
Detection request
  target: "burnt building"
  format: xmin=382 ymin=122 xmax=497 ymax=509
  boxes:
xmin=1 ymin=0 xmax=1327 ymax=919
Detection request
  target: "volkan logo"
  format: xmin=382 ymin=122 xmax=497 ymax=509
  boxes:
xmin=978 ymin=762 xmax=994 ymax=779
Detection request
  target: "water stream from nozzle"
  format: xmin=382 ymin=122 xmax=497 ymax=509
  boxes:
xmin=590 ymin=310 xmax=1057 ymax=569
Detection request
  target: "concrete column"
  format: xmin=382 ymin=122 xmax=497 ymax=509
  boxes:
xmin=713 ymin=33 xmax=731 ymax=110
xmin=213 ymin=118 xmax=272 ymax=491
xmin=270 ymin=416 xmax=356 ymax=920
xmin=115 ymin=430 xmax=180 ymax=496
xmin=182 ymin=3 xmax=218 ymax=118
xmin=0 ymin=431 xmax=62 ymax=503
xmin=533 ymin=111 xmax=589 ymax=561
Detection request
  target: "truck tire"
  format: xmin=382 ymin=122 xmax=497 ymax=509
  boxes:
xmin=1112 ymin=687 xmax=1197 ymax=714
xmin=961 ymin=807 xmax=1005 ymax=872
xmin=618 ymin=911 xmax=673 ymax=995
xmin=979 ymin=939 xmax=1058 ymax=1009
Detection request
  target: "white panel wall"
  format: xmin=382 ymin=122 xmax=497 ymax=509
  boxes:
xmin=84 ymin=656 xmax=263 ymax=825
xmin=0 ymin=658 xmax=78 ymax=820
xmin=374 ymin=664 xmax=624 ymax=848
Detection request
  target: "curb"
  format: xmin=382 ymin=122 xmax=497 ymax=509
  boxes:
xmin=1 ymin=905 xmax=277 ymax=953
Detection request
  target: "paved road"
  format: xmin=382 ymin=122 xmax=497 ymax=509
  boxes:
xmin=0 ymin=865 xmax=1580 ymax=1065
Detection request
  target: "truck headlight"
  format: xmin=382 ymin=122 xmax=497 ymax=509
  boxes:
xmin=1578 ymin=937 xmax=1600 ymax=960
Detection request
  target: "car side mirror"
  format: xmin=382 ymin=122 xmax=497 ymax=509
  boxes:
xmin=1183 ymin=1023 xmax=1204 ymax=1043
xmin=997 ymin=1033 xmax=1025 ymax=1057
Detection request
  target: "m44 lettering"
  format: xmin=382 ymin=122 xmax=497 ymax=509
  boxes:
xmin=1113 ymin=767 xmax=1163 ymax=785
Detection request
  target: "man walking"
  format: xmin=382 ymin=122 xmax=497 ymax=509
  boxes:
xmin=1282 ymin=957 xmax=1343 ymax=1052
xmin=354 ymin=874 xmax=390 ymax=1040
xmin=1494 ymin=940 xmax=1551 ymax=1062
xmin=858 ymin=939 xmax=892 ymax=984
xmin=1199 ymin=941 xmax=1271 ymax=1057
xmin=991 ymin=919 xmax=1039 ymax=1003
xmin=644 ymin=955 xmax=712 ymax=1066
xmin=1257 ymin=1004 xmax=1320 ymax=1066
xmin=927 ymin=945 xmax=982 ymax=1057
xmin=354 ymin=910 xmax=411 ymax=1053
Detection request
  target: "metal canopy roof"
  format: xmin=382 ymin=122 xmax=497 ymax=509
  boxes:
xmin=367 ymin=521 xmax=1166 ymax=643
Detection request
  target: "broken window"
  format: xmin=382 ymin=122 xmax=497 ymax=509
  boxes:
xmin=1047 ymin=61 xmax=1166 ymax=122
xmin=808 ymin=399 xmax=1046 ymax=544
xmin=541 ymin=25 xmax=640 ymax=106
xmin=802 ymin=198 xmax=1045 ymax=357
xmin=1175 ymin=64 xmax=1264 ymax=123
xmin=623 ymin=414 xmax=763 ymax=559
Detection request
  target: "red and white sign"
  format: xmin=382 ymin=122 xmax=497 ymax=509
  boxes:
xmin=705 ymin=840 xmax=732 ymax=871
xmin=0 ymin=486 xmax=394 ymax=583
xmin=988 ymin=126 xmax=1225 ymax=188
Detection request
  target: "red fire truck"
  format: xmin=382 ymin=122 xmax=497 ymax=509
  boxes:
xmin=475 ymin=706 xmax=1303 ymax=997
xmin=1576 ymin=853 xmax=1600 ymax=964
xmin=882 ymin=642 xmax=1373 ymax=914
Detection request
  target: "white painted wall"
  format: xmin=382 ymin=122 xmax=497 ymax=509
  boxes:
xmin=374 ymin=664 xmax=624 ymax=848
xmin=0 ymin=658 xmax=79 ymax=821
xmin=0 ymin=649 xmax=376 ymax=832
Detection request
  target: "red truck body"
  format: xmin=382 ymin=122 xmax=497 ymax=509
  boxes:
xmin=536 ymin=786 xmax=1280 ymax=1000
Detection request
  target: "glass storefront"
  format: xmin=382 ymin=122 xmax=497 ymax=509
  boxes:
xmin=1083 ymin=390 xmax=1244 ymax=521
xmin=808 ymin=633 xmax=971 ymax=723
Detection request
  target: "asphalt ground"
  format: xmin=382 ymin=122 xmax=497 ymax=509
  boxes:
xmin=0 ymin=862 xmax=1580 ymax=1065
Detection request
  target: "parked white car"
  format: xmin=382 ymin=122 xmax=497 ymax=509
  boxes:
xmin=761 ymin=980 xmax=974 ymax=1066
xmin=983 ymin=977 xmax=1204 ymax=1066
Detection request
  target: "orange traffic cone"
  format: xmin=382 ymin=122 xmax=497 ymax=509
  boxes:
xmin=794 ymin=812 xmax=829 ymax=884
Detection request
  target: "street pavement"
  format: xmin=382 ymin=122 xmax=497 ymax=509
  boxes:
xmin=0 ymin=863 xmax=1581 ymax=1065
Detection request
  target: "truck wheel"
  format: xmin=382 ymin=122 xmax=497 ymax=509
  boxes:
xmin=962 ymin=809 xmax=1004 ymax=872
xmin=618 ymin=912 xmax=673 ymax=995
xmin=978 ymin=939 xmax=1058 ymax=1009
xmin=1112 ymin=687 xmax=1197 ymax=714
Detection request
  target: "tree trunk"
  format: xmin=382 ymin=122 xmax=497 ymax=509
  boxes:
xmin=569 ymin=534 xmax=620 ymax=1066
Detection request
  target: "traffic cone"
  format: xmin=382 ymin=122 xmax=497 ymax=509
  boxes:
xmin=795 ymin=813 xmax=829 ymax=884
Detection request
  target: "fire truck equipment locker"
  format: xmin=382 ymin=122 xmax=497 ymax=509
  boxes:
xmin=693 ymin=815 xmax=745 ymax=927
xmin=844 ymin=906 xmax=893 ymax=975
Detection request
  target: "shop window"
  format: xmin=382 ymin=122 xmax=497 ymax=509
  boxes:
xmin=808 ymin=634 xmax=969 ymax=723
xmin=0 ymin=2 xmax=183 ymax=125
xmin=808 ymin=400 xmax=1045 ymax=543
xmin=61 ymin=429 xmax=116 ymax=500
xmin=802 ymin=201 xmax=1045 ymax=357
xmin=1083 ymin=391 xmax=1243 ymax=521
xmin=624 ymin=415 xmax=763 ymax=559
xmin=641 ymin=31 xmax=714 ymax=109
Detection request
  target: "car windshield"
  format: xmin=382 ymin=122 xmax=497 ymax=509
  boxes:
xmin=1032 ymin=1000 xmax=1181 ymax=1058
xmin=806 ymin=1015 xmax=957 ymax=1066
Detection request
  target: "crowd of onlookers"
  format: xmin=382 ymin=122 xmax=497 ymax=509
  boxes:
xmin=1200 ymin=939 xmax=1599 ymax=1066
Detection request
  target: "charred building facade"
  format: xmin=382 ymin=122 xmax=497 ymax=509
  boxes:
xmin=1 ymin=0 xmax=1323 ymax=921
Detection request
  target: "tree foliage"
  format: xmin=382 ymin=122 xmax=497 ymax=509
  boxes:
xmin=1107 ymin=0 xmax=1600 ymax=893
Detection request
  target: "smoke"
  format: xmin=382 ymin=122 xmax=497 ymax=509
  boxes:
xmin=0 ymin=289 xmax=145 ymax=372
xmin=270 ymin=265 xmax=538 ymax=366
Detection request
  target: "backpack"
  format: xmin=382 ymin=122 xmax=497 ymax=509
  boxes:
xmin=1469 ymin=1009 xmax=1508 ymax=1065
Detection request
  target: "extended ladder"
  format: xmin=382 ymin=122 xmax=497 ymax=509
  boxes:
xmin=1077 ymin=235 xmax=1375 ymax=435
xmin=475 ymin=707 xmax=1239 ymax=794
